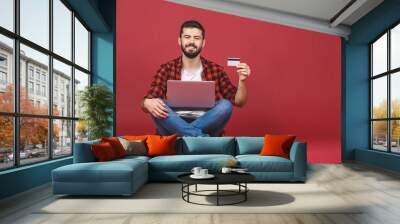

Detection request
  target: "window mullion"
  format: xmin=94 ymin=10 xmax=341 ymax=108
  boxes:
xmin=71 ymin=10 xmax=76 ymax=154
xmin=370 ymin=45 xmax=373 ymax=149
xmin=88 ymin=31 xmax=91 ymax=75
xmin=49 ymin=0 xmax=53 ymax=160
xmin=13 ymin=0 xmax=21 ymax=166
xmin=388 ymin=30 xmax=391 ymax=152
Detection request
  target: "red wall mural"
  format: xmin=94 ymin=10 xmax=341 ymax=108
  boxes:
xmin=116 ymin=0 xmax=342 ymax=163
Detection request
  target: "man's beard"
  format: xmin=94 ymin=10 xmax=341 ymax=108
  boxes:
xmin=181 ymin=43 xmax=202 ymax=59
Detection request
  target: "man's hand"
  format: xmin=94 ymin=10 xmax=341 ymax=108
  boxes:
xmin=233 ymin=63 xmax=250 ymax=107
xmin=236 ymin=63 xmax=251 ymax=81
xmin=143 ymin=98 xmax=168 ymax=119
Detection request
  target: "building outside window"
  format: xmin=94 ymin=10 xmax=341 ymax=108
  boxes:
xmin=0 ymin=71 xmax=6 ymax=81
xmin=35 ymin=70 xmax=40 ymax=81
xmin=42 ymin=85 xmax=46 ymax=97
xmin=0 ymin=71 xmax=7 ymax=87
xmin=41 ymin=73 xmax=46 ymax=83
xmin=0 ymin=54 xmax=7 ymax=88
xmin=54 ymin=89 xmax=58 ymax=102
xmin=35 ymin=83 xmax=40 ymax=95
xmin=28 ymin=67 xmax=34 ymax=80
xmin=0 ymin=55 xmax=7 ymax=67
xmin=28 ymin=81 xmax=34 ymax=94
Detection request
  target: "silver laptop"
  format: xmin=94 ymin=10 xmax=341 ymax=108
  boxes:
xmin=166 ymin=80 xmax=215 ymax=109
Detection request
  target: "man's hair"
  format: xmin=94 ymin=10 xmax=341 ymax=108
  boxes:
xmin=180 ymin=20 xmax=205 ymax=39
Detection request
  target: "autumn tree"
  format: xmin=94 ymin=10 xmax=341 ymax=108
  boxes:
xmin=391 ymin=99 xmax=400 ymax=143
xmin=19 ymin=86 xmax=51 ymax=149
xmin=76 ymin=119 xmax=87 ymax=142
xmin=0 ymin=84 xmax=60 ymax=152
xmin=372 ymin=99 xmax=400 ymax=144
xmin=372 ymin=100 xmax=387 ymax=140
xmin=0 ymin=85 xmax=14 ymax=150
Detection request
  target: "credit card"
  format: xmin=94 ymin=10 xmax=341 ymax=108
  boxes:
xmin=227 ymin=57 xmax=240 ymax=67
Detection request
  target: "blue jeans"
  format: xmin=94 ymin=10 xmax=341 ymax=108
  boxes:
xmin=151 ymin=99 xmax=233 ymax=137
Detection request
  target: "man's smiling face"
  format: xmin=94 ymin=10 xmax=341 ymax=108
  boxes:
xmin=179 ymin=27 xmax=205 ymax=59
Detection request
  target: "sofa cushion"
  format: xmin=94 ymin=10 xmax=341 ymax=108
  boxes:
xmin=235 ymin=137 xmax=264 ymax=155
xmin=91 ymin=142 xmax=118 ymax=161
xmin=118 ymin=138 xmax=147 ymax=156
xmin=236 ymin=155 xmax=293 ymax=172
xmin=146 ymin=134 xmax=178 ymax=157
xmin=52 ymin=158 xmax=147 ymax=183
xmin=180 ymin=137 xmax=235 ymax=155
xmin=148 ymin=154 xmax=235 ymax=172
xmin=101 ymin=137 xmax=127 ymax=158
xmin=260 ymin=134 xmax=296 ymax=159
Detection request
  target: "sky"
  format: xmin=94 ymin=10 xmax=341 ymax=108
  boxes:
xmin=392 ymin=24 xmax=400 ymax=70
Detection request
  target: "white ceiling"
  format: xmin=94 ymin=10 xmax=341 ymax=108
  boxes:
xmin=168 ymin=0 xmax=384 ymax=37
xmin=225 ymin=0 xmax=353 ymax=23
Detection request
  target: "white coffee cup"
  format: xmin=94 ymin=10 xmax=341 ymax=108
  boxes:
xmin=191 ymin=167 xmax=202 ymax=176
xmin=221 ymin=167 xmax=232 ymax=174
xmin=200 ymin=169 xmax=208 ymax=176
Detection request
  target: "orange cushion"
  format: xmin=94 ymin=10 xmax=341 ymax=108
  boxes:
xmin=101 ymin=137 xmax=127 ymax=158
xmin=91 ymin=142 xmax=117 ymax=161
xmin=259 ymin=134 xmax=296 ymax=159
xmin=124 ymin=135 xmax=148 ymax=141
xmin=146 ymin=134 xmax=177 ymax=157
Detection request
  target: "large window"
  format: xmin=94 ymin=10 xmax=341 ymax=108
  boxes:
xmin=0 ymin=0 xmax=91 ymax=171
xmin=371 ymin=23 xmax=400 ymax=153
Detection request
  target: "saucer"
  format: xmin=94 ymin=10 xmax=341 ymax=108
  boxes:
xmin=190 ymin=174 xmax=215 ymax=179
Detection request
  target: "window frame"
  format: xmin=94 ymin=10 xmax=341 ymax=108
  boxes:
xmin=0 ymin=0 xmax=92 ymax=171
xmin=370 ymin=21 xmax=400 ymax=154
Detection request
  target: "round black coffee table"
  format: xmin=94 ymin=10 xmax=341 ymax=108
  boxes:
xmin=177 ymin=173 xmax=255 ymax=206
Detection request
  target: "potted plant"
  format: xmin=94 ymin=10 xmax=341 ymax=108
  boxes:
xmin=79 ymin=84 xmax=114 ymax=140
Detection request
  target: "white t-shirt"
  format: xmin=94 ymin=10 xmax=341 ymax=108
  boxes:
xmin=181 ymin=64 xmax=203 ymax=81
xmin=177 ymin=64 xmax=206 ymax=118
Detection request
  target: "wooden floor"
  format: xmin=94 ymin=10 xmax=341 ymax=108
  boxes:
xmin=1 ymin=162 xmax=400 ymax=224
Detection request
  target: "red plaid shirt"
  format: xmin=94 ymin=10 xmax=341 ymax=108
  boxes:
xmin=145 ymin=56 xmax=238 ymax=104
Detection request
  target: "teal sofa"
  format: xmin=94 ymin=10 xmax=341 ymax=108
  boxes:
xmin=52 ymin=137 xmax=307 ymax=196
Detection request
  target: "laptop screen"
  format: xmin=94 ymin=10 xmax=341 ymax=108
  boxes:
xmin=166 ymin=80 xmax=215 ymax=109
